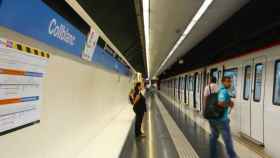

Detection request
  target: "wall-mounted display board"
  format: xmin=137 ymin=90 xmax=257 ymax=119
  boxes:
xmin=0 ymin=38 xmax=49 ymax=135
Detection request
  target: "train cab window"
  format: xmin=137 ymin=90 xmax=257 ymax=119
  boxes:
xmin=243 ymin=65 xmax=252 ymax=100
xmin=224 ymin=68 xmax=238 ymax=98
xmin=273 ymin=61 xmax=280 ymax=105
xmin=253 ymin=64 xmax=264 ymax=102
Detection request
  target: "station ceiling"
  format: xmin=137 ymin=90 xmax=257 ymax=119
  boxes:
xmin=159 ymin=1 xmax=280 ymax=79
xmin=149 ymin=0 xmax=249 ymax=77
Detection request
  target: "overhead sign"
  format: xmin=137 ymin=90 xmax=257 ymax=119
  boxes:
xmin=0 ymin=38 xmax=49 ymax=134
xmin=0 ymin=0 xmax=86 ymax=57
xmin=82 ymin=28 xmax=99 ymax=61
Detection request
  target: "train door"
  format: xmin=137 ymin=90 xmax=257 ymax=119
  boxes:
xmin=195 ymin=73 xmax=202 ymax=111
xmin=241 ymin=56 xmax=266 ymax=143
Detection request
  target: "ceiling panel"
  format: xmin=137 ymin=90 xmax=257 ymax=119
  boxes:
xmin=149 ymin=0 xmax=203 ymax=75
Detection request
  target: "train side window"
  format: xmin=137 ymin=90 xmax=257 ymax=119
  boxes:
xmin=223 ymin=68 xmax=238 ymax=98
xmin=188 ymin=77 xmax=191 ymax=91
xmin=273 ymin=60 xmax=280 ymax=105
xmin=181 ymin=77 xmax=185 ymax=90
xmin=186 ymin=76 xmax=189 ymax=90
xmin=189 ymin=76 xmax=193 ymax=91
xmin=196 ymin=74 xmax=200 ymax=93
xmin=243 ymin=65 xmax=252 ymax=100
xmin=253 ymin=64 xmax=263 ymax=102
xmin=211 ymin=68 xmax=218 ymax=82
xmin=178 ymin=77 xmax=181 ymax=99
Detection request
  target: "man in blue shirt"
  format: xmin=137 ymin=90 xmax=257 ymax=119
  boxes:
xmin=209 ymin=76 xmax=237 ymax=158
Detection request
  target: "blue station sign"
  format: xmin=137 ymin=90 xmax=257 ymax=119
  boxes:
xmin=0 ymin=0 xmax=86 ymax=57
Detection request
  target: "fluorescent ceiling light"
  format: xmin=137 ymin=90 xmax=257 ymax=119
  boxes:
xmin=183 ymin=21 xmax=196 ymax=35
xmin=143 ymin=0 xmax=150 ymax=78
xmin=154 ymin=0 xmax=213 ymax=77
xmin=193 ymin=0 xmax=213 ymax=21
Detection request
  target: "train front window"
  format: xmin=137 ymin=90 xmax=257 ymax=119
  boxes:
xmin=243 ymin=65 xmax=252 ymax=100
xmin=273 ymin=61 xmax=280 ymax=105
xmin=223 ymin=68 xmax=238 ymax=98
xmin=254 ymin=64 xmax=263 ymax=102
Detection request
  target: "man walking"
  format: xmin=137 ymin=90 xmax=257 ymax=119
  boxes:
xmin=208 ymin=76 xmax=237 ymax=158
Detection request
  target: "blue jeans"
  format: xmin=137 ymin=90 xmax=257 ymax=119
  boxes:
xmin=209 ymin=119 xmax=237 ymax=158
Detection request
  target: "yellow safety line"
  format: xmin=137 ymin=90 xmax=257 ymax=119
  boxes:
xmin=8 ymin=40 xmax=50 ymax=59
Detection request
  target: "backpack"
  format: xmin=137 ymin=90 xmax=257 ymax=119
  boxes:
xmin=203 ymin=85 xmax=225 ymax=119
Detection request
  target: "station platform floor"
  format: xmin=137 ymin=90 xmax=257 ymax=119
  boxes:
xmin=119 ymin=93 xmax=269 ymax=158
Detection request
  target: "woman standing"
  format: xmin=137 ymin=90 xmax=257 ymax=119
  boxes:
xmin=132 ymin=82 xmax=147 ymax=138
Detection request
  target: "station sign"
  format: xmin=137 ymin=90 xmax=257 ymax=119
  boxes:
xmin=0 ymin=0 xmax=86 ymax=57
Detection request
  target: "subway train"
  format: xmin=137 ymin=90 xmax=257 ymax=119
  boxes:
xmin=160 ymin=44 xmax=280 ymax=157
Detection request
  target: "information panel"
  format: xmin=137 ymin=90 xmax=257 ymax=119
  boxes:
xmin=0 ymin=38 xmax=49 ymax=134
xmin=82 ymin=28 xmax=99 ymax=61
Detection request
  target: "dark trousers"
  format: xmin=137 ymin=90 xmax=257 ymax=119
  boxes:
xmin=134 ymin=110 xmax=144 ymax=136
xmin=209 ymin=119 xmax=237 ymax=158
